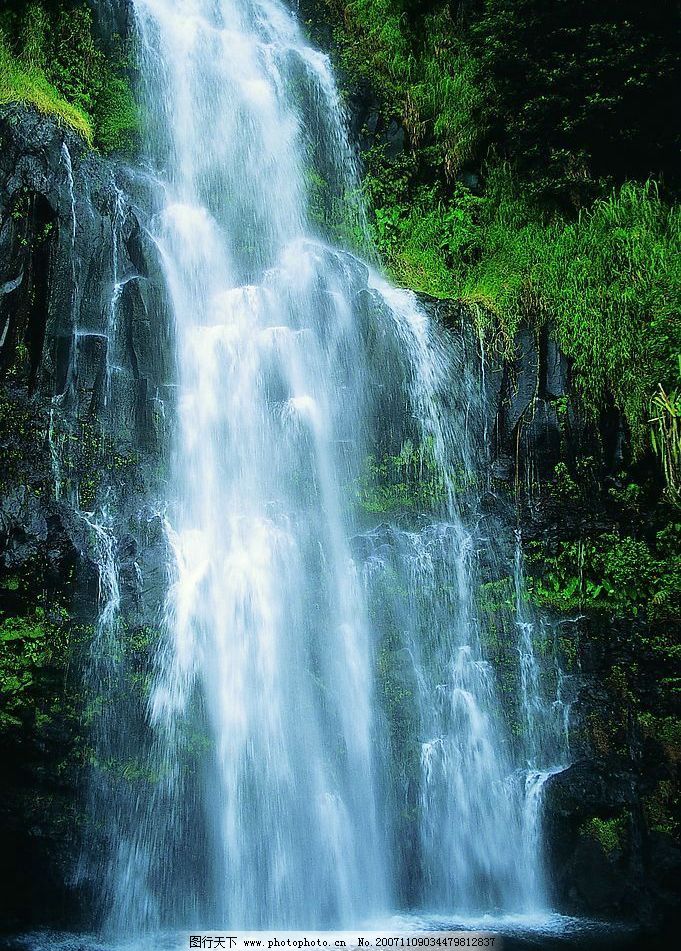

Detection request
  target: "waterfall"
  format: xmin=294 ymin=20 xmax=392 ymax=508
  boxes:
xmin=85 ymin=0 xmax=571 ymax=935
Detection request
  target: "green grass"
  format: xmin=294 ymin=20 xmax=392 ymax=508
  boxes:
xmin=365 ymin=165 xmax=681 ymax=452
xmin=542 ymin=183 xmax=681 ymax=449
xmin=0 ymin=38 xmax=93 ymax=143
xmin=332 ymin=1 xmax=487 ymax=177
xmin=0 ymin=3 xmax=138 ymax=153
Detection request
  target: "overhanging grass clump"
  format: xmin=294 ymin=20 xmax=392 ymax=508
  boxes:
xmin=0 ymin=2 xmax=138 ymax=153
xmin=0 ymin=39 xmax=94 ymax=143
xmin=366 ymin=163 xmax=680 ymax=453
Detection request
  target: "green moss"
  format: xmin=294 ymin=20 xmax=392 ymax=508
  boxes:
xmin=0 ymin=608 xmax=65 ymax=731
xmin=557 ymin=632 xmax=579 ymax=673
xmin=376 ymin=642 xmax=420 ymax=775
xmin=353 ymin=438 xmax=449 ymax=515
xmin=638 ymin=714 xmax=681 ymax=765
xmin=477 ymin=576 xmax=515 ymax=616
xmin=644 ymin=779 xmax=680 ymax=837
xmin=47 ymin=413 xmax=142 ymax=510
xmin=580 ymin=815 xmax=628 ymax=855
xmin=583 ymin=710 xmax=627 ymax=759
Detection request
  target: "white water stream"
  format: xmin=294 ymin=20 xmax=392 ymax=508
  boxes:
xmin=81 ymin=0 xmax=571 ymax=935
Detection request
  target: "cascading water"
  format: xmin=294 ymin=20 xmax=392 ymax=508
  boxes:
xmin=85 ymin=0 xmax=572 ymax=936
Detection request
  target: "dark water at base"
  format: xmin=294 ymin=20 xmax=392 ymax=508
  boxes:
xmin=0 ymin=913 xmax=661 ymax=951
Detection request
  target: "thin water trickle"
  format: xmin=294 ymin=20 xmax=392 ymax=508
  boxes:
xmin=60 ymin=143 xmax=77 ymax=247
xmin=104 ymin=180 xmax=127 ymax=403
xmin=80 ymin=0 xmax=572 ymax=935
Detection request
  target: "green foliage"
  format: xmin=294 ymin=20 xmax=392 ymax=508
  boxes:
xmin=367 ymin=165 xmax=680 ymax=449
xmin=0 ymin=31 xmax=93 ymax=142
xmin=0 ymin=607 xmax=65 ymax=731
xmin=549 ymin=462 xmax=581 ymax=503
xmin=304 ymin=2 xmax=681 ymax=458
xmin=363 ymin=150 xmax=485 ymax=298
xmin=465 ymin=0 xmax=680 ymax=205
xmin=329 ymin=0 xmax=489 ymax=178
xmin=638 ymin=715 xmax=681 ymax=764
xmin=0 ymin=2 xmax=138 ymax=152
xmin=353 ymin=437 xmax=447 ymax=514
xmin=650 ymin=356 xmax=681 ymax=505
xmin=580 ymin=815 xmax=628 ymax=855
xmin=477 ymin=576 xmax=515 ymax=617
xmin=376 ymin=644 xmax=416 ymax=746
xmin=96 ymin=77 xmax=139 ymax=153
xmin=320 ymin=0 xmax=679 ymax=205
xmin=48 ymin=413 xmax=141 ymax=510
xmin=526 ymin=524 xmax=681 ymax=620
xmin=544 ymin=183 xmax=681 ymax=449
xmin=644 ymin=778 xmax=680 ymax=837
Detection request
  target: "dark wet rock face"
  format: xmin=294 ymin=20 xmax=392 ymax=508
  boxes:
xmin=420 ymin=299 xmax=681 ymax=933
xmin=86 ymin=0 xmax=133 ymax=48
xmin=498 ymin=325 xmax=680 ymax=930
xmin=491 ymin=324 xmax=577 ymax=483
xmin=0 ymin=106 xmax=173 ymax=931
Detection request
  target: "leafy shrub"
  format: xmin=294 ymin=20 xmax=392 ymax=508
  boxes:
xmin=0 ymin=609 xmax=59 ymax=731
xmin=526 ymin=524 xmax=681 ymax=620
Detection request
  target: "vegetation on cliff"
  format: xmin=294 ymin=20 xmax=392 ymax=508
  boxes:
xmin=0 ymin=1 xmax=137 ymax=151
xmin=301 ymin=0 xmax=681 ymax=480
